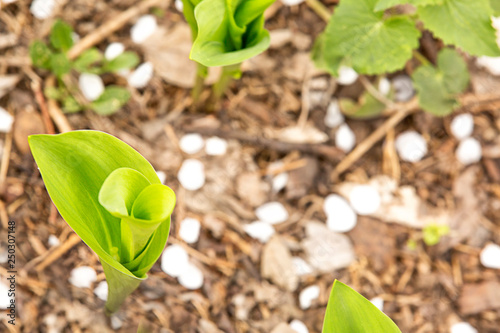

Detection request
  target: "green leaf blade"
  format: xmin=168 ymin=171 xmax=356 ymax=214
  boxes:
xmin=30 ymin=40 xmax=53 ymax=69
xmin=50 ymin=20 xmax=74 ymax=52
xmin=375 ymin=0 xmax=442 ymax=11
xmin=90 ymin=86 xmax=131 ymax=115
xmin=418 ymin=0 xmax=500 ymax=57
xmin=50 ymin=53 xmax=71 ymax=77
xmin=73 ymin=48 xmax=103 ymax=73
xmin=103 ymin=51 xmax=140 ymax=72
xmin=322 ymin=281 xmax=401 ymax=333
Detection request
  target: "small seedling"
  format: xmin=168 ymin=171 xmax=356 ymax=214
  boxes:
xmin=312 ymin=0 xmax=500 ymax=117
xmin=322 ymin=280 xmax=401 ymax=332
xmin=407 ymin=223 xmax=450 ymax=248
xmin=181 ymin=0 xmax=276 ymax=104
xmin=29 ymin=131 xmax=176 ymax=314
xmin=30 ymin=19 xmax=139 ymax=115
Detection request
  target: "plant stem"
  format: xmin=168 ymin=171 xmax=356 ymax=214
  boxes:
xmin=305 ymin=0 xmax=331 ymax=22
xmin=211 ymin=63 xmax=241 ymax=105
xmin=413 ymin=50 xmax=430 ymax=66
xmin=192 ymin=62 xmax=207 ymax=104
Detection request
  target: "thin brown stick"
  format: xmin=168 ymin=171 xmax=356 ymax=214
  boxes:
xmin=359 ymin=75 xmax=394 ymax=108
xmin=67 ymin=0 xmax=167 ymax=60
xmin=0 ymin=130 xmax=12 ymax=191
xmin=35 ymin=234 xmax=81 ymax=272
xmin=32 ymin=81 xmax=56 ymax=134
xmin=45 ymin=76 xmax=73 ymax=133
xmin=182 ymin=125 xmax=344 ymax=161
xmin=333 ymin=98 xmax=419 ymax=177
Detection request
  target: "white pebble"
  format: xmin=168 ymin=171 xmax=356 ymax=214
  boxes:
xmin=324 ymin=194 xmax=357 ymax=232
xmin=0 ymin=107 xmax=14 ymax=133
xmin=480 ymin=243 xmax=500 ymax=269
xmin=179 ymin=133 xmax=205 ymax=154
xmin=72 ymin=32 xmax=80 ymax=44
xmin=0 ymin=281 xmax=12 ymax=309
xmin=291 ymin=257 xmax=314 ymax=276
xmin=205 ymin=137 xmax=228 ymax=156
xmin=178 ymin=262 xmax=204 ymax=290
xmin=349 ymin=185 xmax=381 ymax=215
xmin=370 ymin=297 xmax=384 ymax=311
xmin=79 ymin=73 xmax=104 ymax=101
xmin=128 ymin=62 xmax=154 ymax=88
xmin=69 ymin=266 xmax=97 ymax=288
xmin=281 ymin=0 xmax=305 ymax=5
xmin=325 ymin=99 xmax=344 ymax=128
xmin=255 ymin=202 xmax=289 ymax=224
xmin=272 ymin=172 xmax=289 ymax=193
xmin=392 ymin=75 xmax=414 ymax=102
xmin=290 ymin=320 xmax=309 ymax=333
xmin=177 ymin=159 xmax=205 ymax=190
xmin=450 ymin=322 xmax=478 ymax=333
xmin=450 ymin=114 xmax=474 ymax=140
xmin=335 ymin=124 xmax=356 ymax=152
xmin=395 ymin=130 xmax=427 ymax=163
xmin=337 ymin=66 xmax=358 ymax=85
xmin=476 ymin=56 xmax=500 ymax=76
xmin=94 ymin=281 xmax=108 ymax=301
xmin=156 ymin=170 xmax=166 ymax=184
xmin=161 ymin=244 xmax=189 ymax=277
xmin=131 ymin=15 xmax=157 ymax=44
xmin=104 ymin=42 xmax=125 ymax=61
xmin=243 ymin=221 xmax=275 ymax=243
xmin=378 ymin=77 xmax=391 ymax=96
xmin=179 ymin=217 xmax=201 ymax=244
xmin=175 ymin=0 xmax=184 ymax=11
xmin=299 ymin=285 xmax=320 ymax=310
xmin=30 ymin=0 xmax=55 ymax=19
xmin=0 ymin=248 xmax=7 ymax=264
xmin=456 ymin=137 xmax=482 ymax=165
xmin=48 ymin=235 xmax=60 ymax=247
xmin=110 ymin=316 xmax=123 ymax=330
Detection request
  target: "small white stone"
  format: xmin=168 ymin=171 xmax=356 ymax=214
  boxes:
xmin=179 ymin=133 xmax=204 ymax=154
xmin=161 ymin=244 xmax=189 ymax=277
xmin=349 ymin=185 xmax=381 ymax=215
xmin=450 ymin=114 xmax=474 ymax=140
xmin=395 ymin=130 xmax=427 ymax=163
xmin=0 ymin=281 xmax=12 ymax=309
xmin=325 ymin=99 xmax=344 ymax=128
xmin=370 ymin=297 xmax=384 ymax=311
xmin=131 ymin=15 xmax=157 ymax=44
xmin=71 ymin=32 xmax=80 ymax=44
xmin=30 ymin=0 xmax=55 ymax=19
xmin=94 ymin=281 xmax=108 ymax=301
xmin=69 ymin=266 xmax=97 ymax=288
xmin=272 ymin=172 xmax=288 ymax=193
xmin=476 ymin=56 xmax=500 ymax=76
xmin=255 ymin=202 xmax=289 ymax=224
xmin=290 ymin=319 xmax=309 ymax=333
xmin=456 ymin=137 xmax=482 ymax=165
xmin=0 ymin=248 xmax=7 ymax=264
xmin=378 ymin=77 xmax=391 ymax=96
xmin=205 ymin=137 xmax=228 ymax=156
xmin=323 ymin=194 xmax=357 ymax=233
xmin=281 ymin=0 xmax=305 ymax=5
xmin=175 ymin=0 xmax=184 ymax=11
xmin=178 ymin=262 xmax=204 ymax=290
xmin=299 ymin=285 xmax=320 ymax=310
xmin=110 ymin=316 xmax=123 ymax=330
xmin=104 ymin=42 xmax=125 ymax=61
xmin=337 ymin=66 xmax=358 ymax=85
xmin=179 ymin=217 xmax=201 ymax=244
xmin=128 ymin=62 xmax=154 ymax=88
xmin=48 ymin=235 xmax=60 ymax=247
xmin=392 ymin=75 xmax=414 ymax=102
xmin=0 ymin=107 xmax=14 ymax=133
xmin=156 ymin=170 xmax=166 ymax=184
xmin=243 ymin=221 xmax=275 ymax=243
xmin=177 ymin=159 xmax=205 ymax=191
xmin=335 ymin=124 xmax=356 ymax=152
xmin=450 ymin=322 xmax=478 ymax=333
xmin=79 ymin=73 xmax=104 ymax=101
xmin=480 ymin=243 xmax=500 ymax=269
xmin=291 ymin=257 xmax=314 ymax=276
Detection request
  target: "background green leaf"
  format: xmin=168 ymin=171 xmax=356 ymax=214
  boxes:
xmin=322 ymin=280 xmax=401 ymax=333
xmin=491 ymin=0 xmax=500 ymax=15
xmin=50 ymin=53 xmax=71 ymax=77
xmin=90 ymin=86 xmax=131 ymax=115
xmin=412 ymin=48 xmax=469 ymax=116
xmin=30 ymin=40 xmax=53 ymax=69
xmin=318 ymin=0 xmax=421 ymax=75
xmin=374 ymin=0 xmax=442 ymax=11
xmin=103 ymin=51 xmax=140 ymax=72
xmin=73 ymin=48 xmax=103 ymax=73
xmin=418 ymin=0 xmax=500 ymax=57
xmin=339 ymin=91 xmax=386 ymax=119
xmin=50 ymin=20 xmax=74 ymax=52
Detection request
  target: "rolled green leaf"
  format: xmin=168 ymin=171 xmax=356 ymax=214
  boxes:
xmin=29 ymin=131 xmax=175 ymax=314
xmin=181 ymin=0 xmax=276 ymax=67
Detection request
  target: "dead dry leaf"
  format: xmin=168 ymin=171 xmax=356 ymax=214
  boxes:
xmin=277 ymin=124 xmax=328 ymax=144
xmin=0 ymin=75 xmax=20 ymax=98
xmin=262 ymin=236 xmax=299 ymax=292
